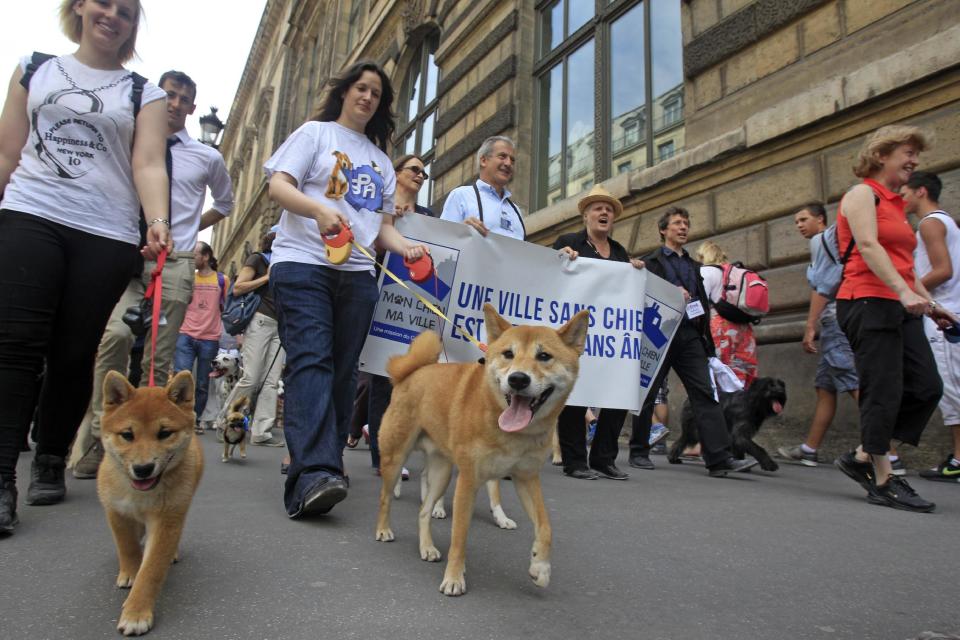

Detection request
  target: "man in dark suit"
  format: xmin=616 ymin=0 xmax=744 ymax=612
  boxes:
xmin=628 ymin=207 xmax=757 ymax=477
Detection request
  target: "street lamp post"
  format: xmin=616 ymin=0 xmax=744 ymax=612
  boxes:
xmin=199 ymin=106 xmax=225 ymax=148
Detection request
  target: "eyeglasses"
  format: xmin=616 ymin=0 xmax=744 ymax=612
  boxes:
xmin=402 ymin=166 xmax=429 ymax=180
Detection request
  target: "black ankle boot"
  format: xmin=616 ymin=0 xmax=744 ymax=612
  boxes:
xmin=26 ymin=454 xmax=66 ymax=506
xmin=0 ymin=475 xmax=18 ymax=534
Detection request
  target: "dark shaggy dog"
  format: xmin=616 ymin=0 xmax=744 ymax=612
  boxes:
xmin=670 ymin=377 xmax=787 ymax=471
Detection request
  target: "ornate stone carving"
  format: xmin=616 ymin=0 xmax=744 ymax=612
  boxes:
xmin=403 ymin=0 xmax=426 ymax=35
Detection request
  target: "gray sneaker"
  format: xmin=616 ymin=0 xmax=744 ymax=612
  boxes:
xmin=252 ymin=433 xmax=286 ymax=447
xmin=73 ymin=439 xmax=104 ymax=479
xmin=777 ymin=444 xmax=818 ymax=467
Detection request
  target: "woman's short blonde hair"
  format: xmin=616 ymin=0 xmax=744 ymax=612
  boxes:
xmin=853 ymin=125 xmax=930 ymax=179
xmin=59 ymin=0 xmax=142 ymax=64
xmin=696 ymin=240 xmax=727 ymax=266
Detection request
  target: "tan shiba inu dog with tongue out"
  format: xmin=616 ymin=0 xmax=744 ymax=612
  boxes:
xmin=98 ymin=370 xmax=204 ymax=636
xmin=376 ymin=303 xmax=590 ymax=596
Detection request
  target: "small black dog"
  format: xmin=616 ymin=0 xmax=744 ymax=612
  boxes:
xmin=670 ymin=377 xmax=787 ymax=471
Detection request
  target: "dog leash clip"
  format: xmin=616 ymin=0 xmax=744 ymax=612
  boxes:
xmin=323 ymin=225 xmax=354 ymax=265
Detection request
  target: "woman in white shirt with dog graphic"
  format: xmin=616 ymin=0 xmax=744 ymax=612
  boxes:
xmin=265 ymin=60 xmax=427 ymax=519
xmin=0 ymin=0 xmax=169 ymax=535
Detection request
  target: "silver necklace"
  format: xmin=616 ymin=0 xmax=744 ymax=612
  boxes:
xmin=55 ymin=57 xmax=131 ymax=93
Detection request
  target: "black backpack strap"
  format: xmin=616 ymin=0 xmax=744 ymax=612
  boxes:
xmin=840 ymin=239 xmax=855 ymax=263
xmin=130 ymin=72 xmax=147 ymax=118
xmin=820 ymin=232 xmax=838 ymax=263
xmin=19 ymin=52 xmax=56 ymax=90
xmin=472 ymin=183 xmax=485 ymax=226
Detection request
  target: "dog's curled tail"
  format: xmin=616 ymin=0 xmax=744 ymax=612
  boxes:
xmin=387 ymin=330 xmax=442 ymax=385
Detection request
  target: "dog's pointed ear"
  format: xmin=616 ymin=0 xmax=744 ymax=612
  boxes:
xmin=557 ymin=309 xmax=591 ymax=354
xmin=483 ymin=303 xmax=512 ymax=343
xmin=166 ymin=370 xmax=195 ymax=411
xmin=103 ymin=371 xmax=135 ymax=411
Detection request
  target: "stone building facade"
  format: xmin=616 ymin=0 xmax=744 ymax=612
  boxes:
xmin=212 ymin=0 xmax=960 ymax=465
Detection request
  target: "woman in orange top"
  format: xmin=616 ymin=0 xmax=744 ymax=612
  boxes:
xmin=834 ymin=125 xmax=958 ymax=513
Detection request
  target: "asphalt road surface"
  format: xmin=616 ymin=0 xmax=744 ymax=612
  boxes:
xmin=1 ymin=436 xmax=957 ymax=640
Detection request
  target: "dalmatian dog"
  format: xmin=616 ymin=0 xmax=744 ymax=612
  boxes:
xmin=199 ymin=349 xmax=242 ymax=433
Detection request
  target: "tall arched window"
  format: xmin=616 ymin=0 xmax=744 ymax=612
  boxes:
xmin=397 ymin=33 xmax=440 ymax=208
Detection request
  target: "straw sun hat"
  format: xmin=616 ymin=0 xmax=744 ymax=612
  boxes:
xmin=577 ymin=184 xmax=623 ymax=218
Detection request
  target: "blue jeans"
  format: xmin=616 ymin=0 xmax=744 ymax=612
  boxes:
xmin=270 ymin=262 xmax=378 ymax=513
xmin=173 ymin=334 xmax=220 ymax=419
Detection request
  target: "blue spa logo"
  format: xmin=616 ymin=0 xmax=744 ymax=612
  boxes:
xmin=343 ymin=164 xmax=384 ymax=212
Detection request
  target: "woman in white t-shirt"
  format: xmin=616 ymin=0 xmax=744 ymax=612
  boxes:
xmin=264 ymin=61 xmax=427 ymax=519
xmin=0 ymin=0 xmax=170 ymax=533
xmin=697 ymin=241 xmax=758 ymax=387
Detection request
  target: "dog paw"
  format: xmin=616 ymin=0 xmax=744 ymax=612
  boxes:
xmin=439 ymin=573 xmax=466 ymax=596
xmin=420 ymin=545 xmax=442 ymax=562
xmin=529 ymin=559 xmax=551 ymax=588
xmin=551 ymin=455 xmax=563 ymax=466
xmin=491 ymin=505 xmax=517 ymax=530
xmin=761 ymin=461 xmax=779 ymax=472
xmin=431 ymin=504 xmax=447 ymax=519
xmin=375 ymin=527 xmax=395 ymax=542
xmin=240 ymin=453 xmax=247 ymax=459
xmin=117 ymin=607 xmax=154 ymax=636
xmin=115 ymin=573 xmax=135 ymax=589
xmin=393 ymin=484 xmax=401 ymax=499
xmin=221 ymin=457 xmax=228 ymax=463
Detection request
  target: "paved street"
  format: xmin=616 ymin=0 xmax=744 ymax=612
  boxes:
xmin=1 ymin=436 xmax=957 ymax=640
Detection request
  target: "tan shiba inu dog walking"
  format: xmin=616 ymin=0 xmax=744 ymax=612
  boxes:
xmin=99 ymin=370 xmax=204 ymax=636
xmin=375 ymin=303 xmax=589 ymax=596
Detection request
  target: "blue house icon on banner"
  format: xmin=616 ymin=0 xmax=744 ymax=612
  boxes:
xmin=643 ymin=303 xmax=669 ymax=349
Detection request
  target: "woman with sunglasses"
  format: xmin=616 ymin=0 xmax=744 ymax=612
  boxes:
xmin=347 ymin=154 xmax=435 ymax=475
xmin=265 ymin=61 xmax=427 ymax=519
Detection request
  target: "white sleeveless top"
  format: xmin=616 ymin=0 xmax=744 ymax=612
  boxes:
xmin=915 ymin=210 xmax=960 ymax=313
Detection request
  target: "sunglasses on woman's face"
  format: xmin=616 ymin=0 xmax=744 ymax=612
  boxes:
xmin=403 ymin=166 xmax=429 ymax=180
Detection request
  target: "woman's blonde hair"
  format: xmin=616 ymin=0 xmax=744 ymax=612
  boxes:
xmin=853 ymin=125 xmax=930 ymax=179
xmin=59 ymin=0 xmax=142 ymax=64
xmin=696 ymin=240 xmax=727 ymax=266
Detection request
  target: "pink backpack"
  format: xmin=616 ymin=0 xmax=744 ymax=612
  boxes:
xmin=712 ymin=263 xmax=769 ymax=325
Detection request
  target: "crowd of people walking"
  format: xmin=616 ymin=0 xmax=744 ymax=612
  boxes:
xmin=1 ymin=0 xmax=957 ymax=539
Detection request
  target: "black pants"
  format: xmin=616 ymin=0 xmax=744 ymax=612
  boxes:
xmin=837 ymin=298 xmax=942 ymax=455
xmin=557 ymin=405 xmax=627 ymax=471
xmin=629 ymin=323 xmax=732 ymax=467
xmin=367 ymin=373 xmax=393 ymax=469
xmin=0 ymin=211 xmax=137 ymax=481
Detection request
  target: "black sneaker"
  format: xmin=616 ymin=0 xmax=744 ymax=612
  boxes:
xmin=919 ymin=455 xmax=960 ymax=483
xmin=0 ymin=475 xmax=18 ymax=535
xmin=628 ymin=455 xmax=655 ymax=470
xmin=589 ymin=463 xmax=629 ymax=480
xmin=564 ymin=467 xmax=600 ymax=480
xmin=707 ymin=457 xmax=758 ymax=477
xmin=26 ymin=454 xmax=66 ymax=506
xmin=287 ymin=475 xmax=347 ymax=519
xmin=868 ymin=476 xmax=936 ymax=512
xmin=834 ymin=451 xmax=878 ymax=496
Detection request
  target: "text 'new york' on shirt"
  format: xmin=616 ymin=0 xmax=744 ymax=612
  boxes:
xmin=264 ymin=121 xmax=396 ymax=272
xmin=1 ymin=54 xmax=166 ymax=245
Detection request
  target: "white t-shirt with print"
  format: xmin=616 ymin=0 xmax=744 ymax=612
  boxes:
xmin=1 ymin=54 xmax=166 ymax=245
xmin=264 ymin=121 xmax=396 ymax=272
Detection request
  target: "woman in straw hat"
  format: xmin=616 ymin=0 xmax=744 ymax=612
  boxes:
xmin=553 ymin=185 xmax=644 ymax=481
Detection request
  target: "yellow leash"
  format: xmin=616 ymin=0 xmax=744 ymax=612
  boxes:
xmin=323 ymin=226 xmax=487 ymax=352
